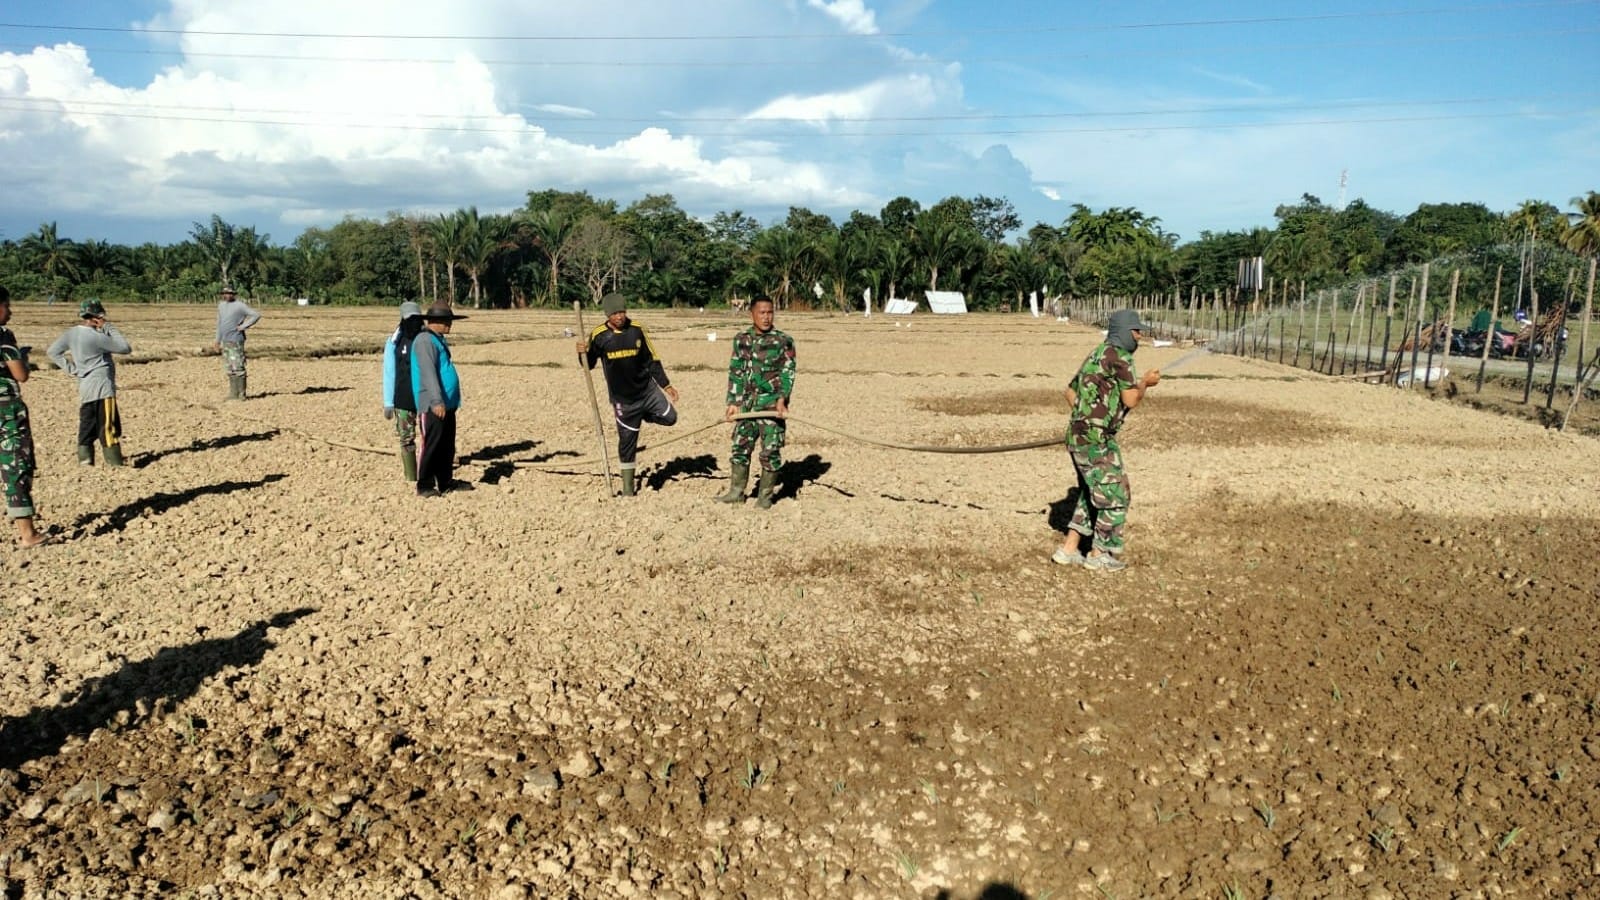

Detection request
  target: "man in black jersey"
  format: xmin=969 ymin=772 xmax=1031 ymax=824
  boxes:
xmin=577 ymin=292 xmax=679 ymax=496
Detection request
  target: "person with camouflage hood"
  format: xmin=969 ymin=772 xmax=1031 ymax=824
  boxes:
xmin=0 ymin=286 xmax=48 ymax=547
xmin=715 ymin=297 xmax=796 ymax=510
xmin=1054 ymin=308 xmax=1160 ymax=571
xmin=47 ymin=298 xmax=133 ymax=466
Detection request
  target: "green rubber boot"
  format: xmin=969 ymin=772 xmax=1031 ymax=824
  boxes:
xmin=620 ymin=468 xmax=636 ymax=497
xmin=77 ymin=445 xmax=94 ymax=466
xmin=401 ymin=444 xmax=417 ymax=482
xmin=755 ymin=469 xmax=778 ymax=510
xmin=102 ymin=444 xmax=125 ymax=467
xmin=238 ymin=374 xmax=248 ymax=400
xmin=714 ymin=464 xmax=749 ymax=503
xmin=226 ymin=375 xmax=243 ymax=400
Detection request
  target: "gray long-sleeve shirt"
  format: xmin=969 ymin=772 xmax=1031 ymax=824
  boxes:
xmin=47 ymin=322 xmax=131 ymax=402
xmin=217 ymin=300 xmax=261 ymax=344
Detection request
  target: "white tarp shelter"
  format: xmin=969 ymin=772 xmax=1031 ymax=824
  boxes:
xmin=883 ymin=297 xmax=918 ymax=315
xmin=925 ymin=290 xmax=968 ymax=314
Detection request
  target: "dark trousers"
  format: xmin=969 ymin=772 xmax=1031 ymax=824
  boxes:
xmin=416 ymin=408 xmax=457 ymax=492
xmin=613 ymin=386 xmax=677 ymax=466
xmin=78 ymin=397 xmax=122 ymax=449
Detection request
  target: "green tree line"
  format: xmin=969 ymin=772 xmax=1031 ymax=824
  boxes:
xmin=2 ymin=189 xmax=1596 ymax=311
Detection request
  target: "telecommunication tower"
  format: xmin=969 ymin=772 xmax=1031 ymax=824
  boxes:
xmin=1338 ymin=169 xmax=1348 ymax=210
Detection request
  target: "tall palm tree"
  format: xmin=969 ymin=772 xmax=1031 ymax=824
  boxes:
xmin=457 ymin=207 xmax=500 ymax=308
xmin=528 ymin=210 xmax=574 ymax=306
xmin=21 ymin=221 xmax=80 ymax=286
xmin=430 ymin=212 xmax=467 ymax=306
xmin=910 ymin=213 xmax=979 ymax=292
xmin=1564 ymin=191 xmax=1600 ymax=258
xmin=400 ymin=215 xmax=432 ymax=300
xmin=190 ymin=214 xmax=237 ymax=287
xmin=752 ymin=226 xmax=813 ymax=309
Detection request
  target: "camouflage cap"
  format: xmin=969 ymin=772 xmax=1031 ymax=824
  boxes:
xmin=79 ymin=298 xmax=107 ymax=319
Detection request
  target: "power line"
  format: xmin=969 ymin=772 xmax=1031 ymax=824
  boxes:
xmin=3 ymin=26 xmax=1597 ymax=68
xmin=0 ymin=1 xmax=1593 ymax=42
xmin=9 ymin=92 xmax=1595 ymax=125
xmin=1 ymin=98 xmax=1592 ymax=138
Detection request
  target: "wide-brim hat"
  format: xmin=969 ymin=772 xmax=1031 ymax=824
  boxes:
xmin=422 ymin=305 xmax=468 ymax=322
xmin=399 ymin=301 xmax=423 ymax=320
xmin=1108 ymin=309 xmax=1149 ymax=332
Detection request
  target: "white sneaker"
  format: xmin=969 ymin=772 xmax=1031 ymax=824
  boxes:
xmin=1051 ymin=547 xmax=1086 ymax=566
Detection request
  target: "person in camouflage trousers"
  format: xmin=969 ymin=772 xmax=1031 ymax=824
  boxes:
xmin=0 ymin=286 xmax=48 ymax=547
xmin=1054 ymin=308 xmax=1160 ymax=572
xmin=715 ymin=297 xmax=796 ymax=509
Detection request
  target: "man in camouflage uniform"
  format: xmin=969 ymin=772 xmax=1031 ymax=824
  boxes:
xmin=0 ymin=286 xmax=48 ymax=547
xmin=715 ymin=297 xmax=796 ymax=509
xmin=1054 ymin=308 xmax=1160 ymax=572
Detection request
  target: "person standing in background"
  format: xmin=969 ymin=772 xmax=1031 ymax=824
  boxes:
xmin=216 ymin=286 xmax=261 ymax=400
xmin=411 ymin=305 xmax=470 ymax=497
xmin=47 ymin=298 xmax=132 ymax=467
xmin=382 ymin=301 xmax=425 ymax=482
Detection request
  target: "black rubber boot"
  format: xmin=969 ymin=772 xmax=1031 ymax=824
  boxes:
xmin=620 ymin=468 xmax=636 ymax=497
xmin=714 ymin=464 xmax=749 ymax=503
xmin=401 ymin=445 xmax=417 ymax=482
xmin=755 ymin=469 xmax=778 ymax=510
xmin=103 ymin=444 xmax=124 ymax=467
xmin=238 ymin=374 xmax=248 ymax=400
xmin=77 ymin=445 xmax=95 ymax=466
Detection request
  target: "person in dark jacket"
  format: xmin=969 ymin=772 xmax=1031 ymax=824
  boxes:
xmin=382 ymin=301 xmax=424 ymax=482
xmin=576 ymin=292 xmax=679 ymax=496
xmin=410 ymin=305 xmax=470 ymax=497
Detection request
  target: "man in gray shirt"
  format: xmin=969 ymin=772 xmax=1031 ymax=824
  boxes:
xmin=47 ymin=299 xmax=133 ymax=466
xmin=215 ymin=286 xmax=261 ymax=400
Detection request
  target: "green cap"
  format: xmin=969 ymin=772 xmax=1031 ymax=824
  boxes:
xmin=79 ymin=298 xmax=107 ymax=319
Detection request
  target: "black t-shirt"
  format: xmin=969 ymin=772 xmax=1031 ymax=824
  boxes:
xmin=585 ymin=319 xmax=670 ymax=404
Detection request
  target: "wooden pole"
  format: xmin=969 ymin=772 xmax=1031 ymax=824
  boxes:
xmin=1522 ymin=283 xmax=1541 ymax=404
xmin=1477 ymin=265 xmax=1502 ymax=393
xmin=574 ymin=301 xmax=617 ymax=498
xmin=1364 ymin=284 xmax=1378 ymax=371
xmin=1380 ymin=275 xmax=1396 ymax=375
xmin=1342 ymin=285 xmax=1363 ymax=375
xmin=1561 ymin=348 xmax=1600 ymax=431
xmin=1546 ymin=269 xmax=1577 ymax=410
xmin=1294 ymin=281 xmax=1307 ymax=368
xmin=1578 ymin=258 xmax=1596 ymax=383
xmin=1430 ymin=269 xmax=1458 ymax=389
xmin=1397 ymin=276 xmax=1417 ymax=387
xmin=1410 ymin=265 xmax=1430 ymax=389
xmin=1310 ymin=290 xmax=1324 ymax=371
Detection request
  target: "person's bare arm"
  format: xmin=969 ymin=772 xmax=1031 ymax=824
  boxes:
xmin=1119 ymin=370 xmax=1161 ymax=410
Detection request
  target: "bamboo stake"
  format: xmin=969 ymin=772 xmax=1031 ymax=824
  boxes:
xmin=1364 ymin=284 xmax=1378 ymax=371
xmin=574 ymin=301 xmax=617 ymax=498
xmin=1578 ymin=258 xmax=1596 ymax=383
xmin=1522 ymin=284 xmax=1540 ymax=404
xmin=1430 ymin=269 xmax=1458 ymax=390
xmin=1310 ymin=290 xmax=1324 ymax=371
xmin=1294 ymin=281 xmax=1307 ymax=368
xmin=1561 ymin=348 xmax=1600 ymax=431
xmin=1477 ymin=265 xmax=1502 ymax=393
xmin=1380 ymin=275 xmax=1396 ymax=375
xmin=1411 ymin=266 xmax=1430 ymax=389
xmin=1547 ymin=268 xmax=1577 ymax=410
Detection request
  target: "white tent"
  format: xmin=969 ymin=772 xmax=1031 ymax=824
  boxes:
xmin=925 ymin=290 xmax=968 ymax=314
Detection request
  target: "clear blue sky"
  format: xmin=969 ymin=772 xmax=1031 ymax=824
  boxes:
xmin=1 ymin=0 xmax=1596 ymax=246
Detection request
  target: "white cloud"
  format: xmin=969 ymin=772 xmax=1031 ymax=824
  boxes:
xmin=806 ymin=0 xmax=879 ymax=35
xmin=529 ymin=104 xmax=596 ymax=118
xmin=745 ymin=73 xmax=939 ymax=125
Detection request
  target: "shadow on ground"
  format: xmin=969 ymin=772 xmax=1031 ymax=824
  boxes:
xmin=131 ymin=431 xmax=279 ymax=469
xmin=72 ymin=474 xmax=289 ymax=536
xmin=0 ymin=608 xmax=316 ymax=770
